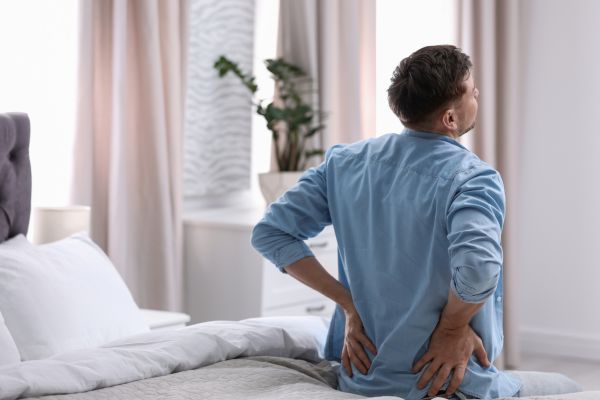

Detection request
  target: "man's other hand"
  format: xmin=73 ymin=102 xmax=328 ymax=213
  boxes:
xmin=341 ymin=306 xmax=377 ymax=377
xmin=412 ymin=322 xmax=490 ymax=397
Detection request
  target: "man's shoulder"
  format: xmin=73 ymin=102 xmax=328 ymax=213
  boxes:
xmin=323 ymin=134 xmax=501 ymax=183
xmin=453 ymin=152 xmax=496 ymax=176
xmin=324 ymin=134 xmax=397 ymax=162
xmin=451 ymin=155 xmax=504 ymax=194
xmin=409 ymin=138 xmax=495 ymax=182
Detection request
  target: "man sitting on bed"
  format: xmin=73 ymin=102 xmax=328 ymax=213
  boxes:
xmin=251 ymin=45 xmax=581 ymax=399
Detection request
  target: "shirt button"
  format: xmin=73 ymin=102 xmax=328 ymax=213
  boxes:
xmin=496 ymin=296 xmax=502 ymax=302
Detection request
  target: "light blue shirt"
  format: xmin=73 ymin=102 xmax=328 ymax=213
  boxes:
xmin=251 ymin=129 xmax=522 ymax=399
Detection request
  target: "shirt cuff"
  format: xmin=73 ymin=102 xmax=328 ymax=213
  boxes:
xmin=450 ymin=265 xmax=499 ymax=303
xmin=273 ymin=240 xmax=314 ymax=272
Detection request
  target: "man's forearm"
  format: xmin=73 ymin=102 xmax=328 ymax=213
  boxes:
xmin=439 ymin=289 xmax=485 ymax=329
xmin=286 ymin=256 xmax=377 ymax=376
xmin=284 ymin=256 xmax=355 ymax=312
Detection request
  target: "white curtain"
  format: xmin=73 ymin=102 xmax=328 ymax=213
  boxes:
xmin=72 ymin=0 xmax=187 ymax=311
xmin=458 ymin=0 xmax=522 ymax=368
xmin=277 ymin=0 xmax=376 ymax=149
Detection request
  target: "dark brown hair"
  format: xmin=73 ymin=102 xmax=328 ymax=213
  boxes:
xmin=387 ymin=45 xmax=472 ymax=124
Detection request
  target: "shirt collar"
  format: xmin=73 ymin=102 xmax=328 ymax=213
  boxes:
xmin=402 ymin=128 xmax=467 ymax=150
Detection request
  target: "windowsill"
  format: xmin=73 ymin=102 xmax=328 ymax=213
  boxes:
xmin=183 ymin=205 xmax=265 ymax=230
xmin=183 ymin=189 xmax=265 ymax=216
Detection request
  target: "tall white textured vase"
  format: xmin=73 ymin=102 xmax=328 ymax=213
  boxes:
xmin=258 ymin=171 xmax=304 ymax=204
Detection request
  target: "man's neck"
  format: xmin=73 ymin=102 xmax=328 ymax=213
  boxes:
xmin=405 ymin=123 xmax=460 ymax=140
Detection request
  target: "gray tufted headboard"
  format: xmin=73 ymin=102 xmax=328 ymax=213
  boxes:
xmin=0 ymin=113 xmax=31 ymax=242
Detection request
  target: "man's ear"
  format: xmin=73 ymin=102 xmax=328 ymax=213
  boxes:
xmin=441 ymin=108 xmax=458 ymax=131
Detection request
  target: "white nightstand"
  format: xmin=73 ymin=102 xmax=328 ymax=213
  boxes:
xmin=141 ymin=309 xmax=191 ymax=331
xmin=184 ymin=206 xmax=339 ymax=323
xmin=261 ymin=225 xmax=338 ymax=318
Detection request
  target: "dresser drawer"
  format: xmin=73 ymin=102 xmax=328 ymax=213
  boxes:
xmin=261 ymin=226 xmax=338 ymax=311
xmin=262 ymin=297 xmax=336 ymax=318
xmin=262 ymin=249 xmax=338 ymax=310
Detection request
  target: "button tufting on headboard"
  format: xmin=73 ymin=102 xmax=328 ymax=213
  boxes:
xmin=0 ymin=113 xmax=31 ymax=243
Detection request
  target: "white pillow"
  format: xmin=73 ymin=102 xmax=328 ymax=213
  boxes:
xmin=0 ymin=233 xmax=149 ymax=360
xmin=0 ymin=311 xmax=20 ymax=365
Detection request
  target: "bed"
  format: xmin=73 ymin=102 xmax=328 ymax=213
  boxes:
xmin=0 ymin=113 xmax=598 ymax=400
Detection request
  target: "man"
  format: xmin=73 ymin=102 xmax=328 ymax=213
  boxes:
xmin=252 ymin=45 xmax=581 ymax=399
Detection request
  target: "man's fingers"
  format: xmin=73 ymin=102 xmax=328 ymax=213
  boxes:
xmin=341 ymin=345 xmax=352 ymax=377
xmin=348 ymin=338 xmax=372 ymax=370
xmin=474 ymin=339 xmax=490 ymax=368
xmin=417 ymin=360 xmax=441 ymax=389
xmin=357 ymin=333 xmax=378 ymax=355
xmin=428 ymin=365 xmax=452 ymax=397
xmin=347 ymin=340 xmax=368 ymax=374
xmin=412 ymin=352 xmax=433 ymax=373
xmin=445 ymin=365 xmax=466 ymax=396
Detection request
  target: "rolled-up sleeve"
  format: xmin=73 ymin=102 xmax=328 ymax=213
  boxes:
xmin=251 ymin=149 xmax=334 ymax=272
xmin=446 ymin=165 xmax=505 ymax=303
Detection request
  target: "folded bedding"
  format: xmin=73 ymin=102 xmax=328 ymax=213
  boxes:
xmin=1 ymin=316 xmax=599 ymax=400
xmin=0 ymin=317 xmax=328 ymax=399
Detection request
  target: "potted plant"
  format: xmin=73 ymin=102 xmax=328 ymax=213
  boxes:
xmin=214 ymin=56 xmax=325 ymax=203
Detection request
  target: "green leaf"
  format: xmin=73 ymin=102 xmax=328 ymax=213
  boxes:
xmin=305 ymin=125 xmax=324 ymax=138
xmin=265 ymin=58 xmax=305 ymax=81
xmin=305 ymin=149 xmax=325 ymax=159
xmin=264 ymin=103 xmax=287 ymax=122
xmin=213 ymin=55 xmax=258 ymax=93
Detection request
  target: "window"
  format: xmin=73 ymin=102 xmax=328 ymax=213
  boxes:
xmin=375 ymin=0 xmax=458 ymax=135
xmin=0 ymin=0 xmax=79 ymax=207
xmin=251 ymin=0 xmax=279 ymax=188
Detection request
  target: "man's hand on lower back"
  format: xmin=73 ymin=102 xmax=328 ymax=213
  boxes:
xmin=283 ymin=257 xmax=378 ymax=377
xmin=341 ymin=305 xmax=377 ymax=377
xmin=412 ymin=321 xmax=490 ymax=397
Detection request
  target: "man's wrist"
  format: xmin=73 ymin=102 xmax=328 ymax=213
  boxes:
xmin=437 ymin=290 xmax=485 ymax=330
xmin=338 ymin=294 xmax=356 ymax=314
xmin=438 ymin=313 xmax=469 ymax=331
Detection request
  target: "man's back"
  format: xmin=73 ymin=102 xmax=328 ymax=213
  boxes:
xmin=253 ymin=129 xmax=521 ymax=399
xmin=321 ymin=130 xmax=519 ymax=398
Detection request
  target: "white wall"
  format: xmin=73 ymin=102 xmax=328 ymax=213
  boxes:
xmin=517 ymin=0 xmax=600 ymax=359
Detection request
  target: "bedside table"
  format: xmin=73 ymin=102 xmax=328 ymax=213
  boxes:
xmin=261 ymin=225 xmax=338 ymax=318
xmin=184 ymin=206 xmax=338 ymax=323
xmin=140 ymin=309 xmax=191 ymax=331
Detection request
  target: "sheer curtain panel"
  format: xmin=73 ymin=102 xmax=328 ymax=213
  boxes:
xmin=73 ymin=0 xmax=187 ymax=310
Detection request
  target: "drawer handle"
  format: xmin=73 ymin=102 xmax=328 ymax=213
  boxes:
xmin=306 ymin=304 xmax=326 ymax=313
xmin=308 ymin=241 xmax=328 ymax=249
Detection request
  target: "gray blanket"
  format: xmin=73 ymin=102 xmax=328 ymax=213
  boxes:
xmin=25 ymin=357 xmax=370 ymax=400
xmin=26 ymin=357 xmax=600 ymax=400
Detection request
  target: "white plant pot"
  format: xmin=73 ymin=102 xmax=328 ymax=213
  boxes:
xmin=258 ymin=171 xmax=304 ymax=204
